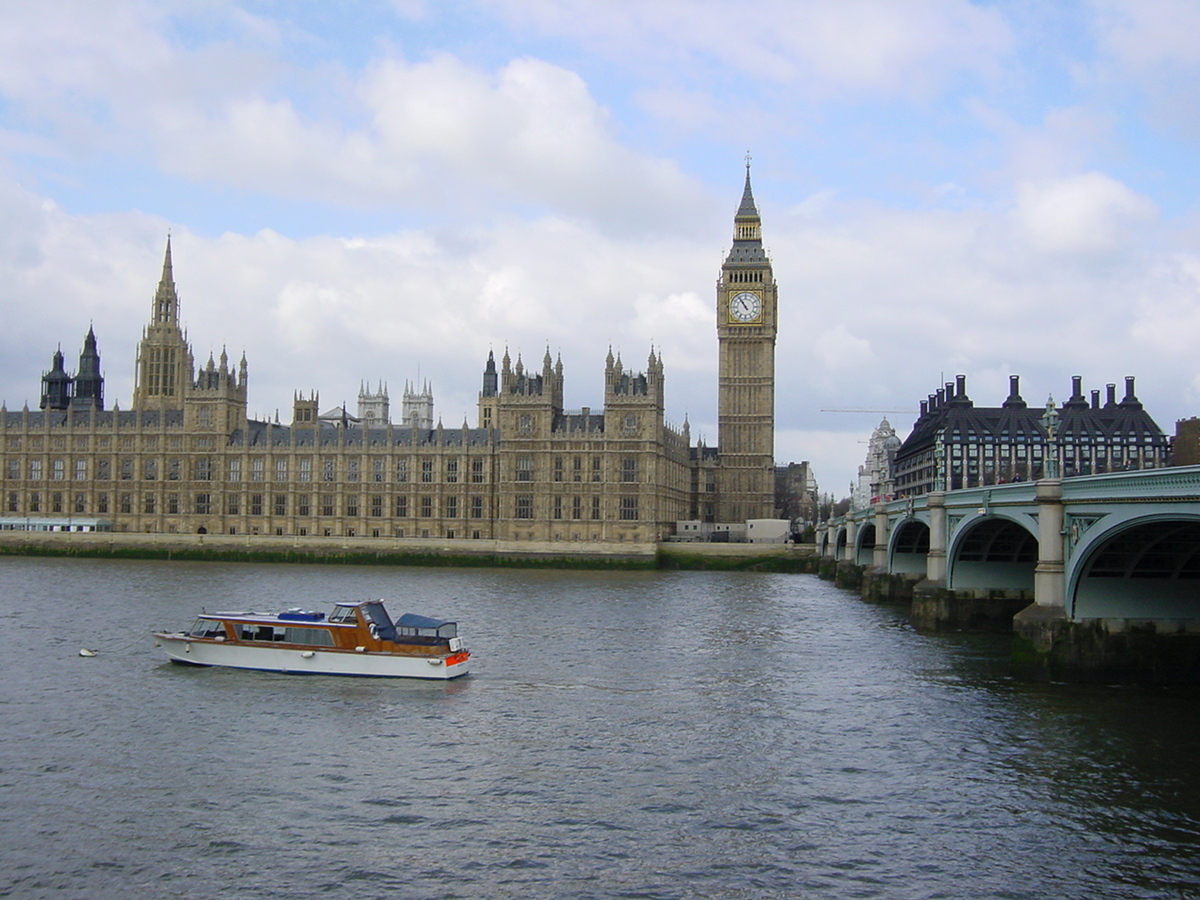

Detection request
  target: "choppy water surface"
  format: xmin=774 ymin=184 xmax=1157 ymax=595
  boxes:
xmin=2 ymin=557 xmax=1199 ymax=899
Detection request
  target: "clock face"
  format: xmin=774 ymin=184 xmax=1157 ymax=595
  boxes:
xmin=729 ymin=291 xmax=763 ymax=323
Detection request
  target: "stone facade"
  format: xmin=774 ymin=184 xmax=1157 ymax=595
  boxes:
xmin=1 ymin=174 xmax=780 ymax=540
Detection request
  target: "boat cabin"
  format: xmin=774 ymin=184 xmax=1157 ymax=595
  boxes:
xmin=396 ymin=612 xmax=459 ymax=643
xmin=183 ymin=600 xmax=459 ymax=652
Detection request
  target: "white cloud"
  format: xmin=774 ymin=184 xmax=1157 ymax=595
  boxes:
xmin=1015 ymin=172 xmax=1158 ymax=255
xmin=1130 ymin=252 xmax=1200 ymax=356
xmin=0 ymin=3 xmax=707 ymax=234
xmin=1088 ymin=0 xmax=1200 ymax=139
xmin=483 ymin=0 xmax=1012 ymax=97
xmin=356 ymin=54 xmax=704 ymax=228
xmin=0 ymin=177 xmax=721 ymax=430
xmin=815 ymin=325 xmax=873 ymax=371
xmin=1091 ymin=0 xmax=1200 ymax=71
xmin=775 ymin=428 xmax=869 ymax=497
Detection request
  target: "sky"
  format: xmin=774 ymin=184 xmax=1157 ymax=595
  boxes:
xmin=2 ymin=0 xmax=1200 ymax=499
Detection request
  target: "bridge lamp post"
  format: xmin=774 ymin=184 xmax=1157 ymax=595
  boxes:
xmin=1041 ymin=397 xmax=1060 ymax=480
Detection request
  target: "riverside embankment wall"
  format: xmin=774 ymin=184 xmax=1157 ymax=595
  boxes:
xmin=0 ymin=532 xmax=816 ymax=572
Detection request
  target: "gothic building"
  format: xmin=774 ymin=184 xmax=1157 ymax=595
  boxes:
xmin=1 ymin=171 xmax=779 ymax=538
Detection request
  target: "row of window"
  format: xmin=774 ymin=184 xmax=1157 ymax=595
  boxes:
xmin=3 ymin=454 xmax=642 ymax=484
xmin=946 ymin=431 xmax=1163 ymax=444
xmin=4 ymin=491 xmax=641 ymax=521
xmin=946 ymin=444 xmax=1162 ymax=458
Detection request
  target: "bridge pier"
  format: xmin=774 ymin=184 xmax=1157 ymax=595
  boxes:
xmin=926 ymin=492 xmax=946 ymax=582
xmin=912 ymin=581 xmax=1033 ymax=632
xmin=862 ymin=569 xmax=922 ymax=604
xmin=817 ymin=555 xmax=840 ymax=581
xmin=835 ymin=560 xmax=865 ymax=592
xmin=1013 ymin=606 xmax=1200 ymax=684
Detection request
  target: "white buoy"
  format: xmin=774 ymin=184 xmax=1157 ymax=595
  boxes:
xmin=79 ymin=648 xmax=97 ymax=658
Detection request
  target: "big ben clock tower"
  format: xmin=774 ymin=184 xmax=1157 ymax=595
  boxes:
xmin=716 ymin=159 xmax=777 ymax=522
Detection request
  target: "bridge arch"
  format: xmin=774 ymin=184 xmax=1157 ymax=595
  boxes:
xmin=947 ymin=515 xmax=1038 ymax=592
xmin=855 ymin=523 xmax=876 ymax=567
xmin=835 ymin=527 xmax=848 ymax=560
xmin=888 ymin=518 xmax=930 ymax=575
xmin=1069 ymin=515 xmax=1200 ymax=619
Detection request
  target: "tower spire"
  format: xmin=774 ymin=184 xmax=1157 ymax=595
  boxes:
xmin=153 ymin=235 xmax=180 ymax=325
xmin=737 ymin=152 xmax=759 ymax=219
xmin=731 ymin=155 xmax=762 ymax=247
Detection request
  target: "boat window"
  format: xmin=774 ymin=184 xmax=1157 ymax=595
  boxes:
xmin=328 ymin=606 xmax=358 ymax=624
xmin=189 ymin=618 xmax=227 ymax=638
xmin=397 ymin=621 xmax=457 ymax=640
xmin=239 ymin=624 xmax=284 ymax=641
xmin=283 ymin=627 xmax=335 ymax=646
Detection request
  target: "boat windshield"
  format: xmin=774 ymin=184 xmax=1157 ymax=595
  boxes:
xmin=328 ymin=606 xmax=358 ymax=624
xmin=188 ymin=618 xmax=227 ymax=638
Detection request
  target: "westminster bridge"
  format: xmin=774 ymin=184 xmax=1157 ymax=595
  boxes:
xmin=818 ymin=466 xmax=1200 ymax=683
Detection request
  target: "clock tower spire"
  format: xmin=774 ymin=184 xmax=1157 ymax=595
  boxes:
xmin=715 ymin=158 xmax=777 ymax=522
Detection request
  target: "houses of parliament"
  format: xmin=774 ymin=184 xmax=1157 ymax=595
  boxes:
xmin=0 ymin=171 xmax=779 ymax=541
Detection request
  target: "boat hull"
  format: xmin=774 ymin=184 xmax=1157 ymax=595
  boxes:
xmin=152 ymin=634 xmax=469 ymax=679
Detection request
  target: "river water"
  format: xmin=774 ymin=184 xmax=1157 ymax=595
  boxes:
xmin=1 ymin=556 xmax=1199 ymax=899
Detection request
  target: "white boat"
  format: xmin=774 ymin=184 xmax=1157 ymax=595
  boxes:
xmin=152 ymin=600 xmax=470 ymax=679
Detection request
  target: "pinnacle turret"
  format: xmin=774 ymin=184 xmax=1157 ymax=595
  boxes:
xmin=152 ymin=236 xmax=180 ymax=325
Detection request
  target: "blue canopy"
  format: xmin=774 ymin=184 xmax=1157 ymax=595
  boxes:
xmin=396 ymin=613 xmax=458 ymax=640
xmin=397 ymin=613 xmax=453 ymax=630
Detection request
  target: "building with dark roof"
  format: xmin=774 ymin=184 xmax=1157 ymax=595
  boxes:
xmin=893 ymin=374 xmax=1169 ymax=497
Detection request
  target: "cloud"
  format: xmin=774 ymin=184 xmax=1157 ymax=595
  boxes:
xmin=0 ymin=176 xmax=721 ymax=429
xmin=482 ymin=0 xmax=1013 ymax=97
xmin=1087 ymin=0 xmax=1200 ymax=139
xmin=814 ymin=325 xmax=873 ymax=371
xmin=1015 ymin=172 xmax=1157 ymax=255
xmin=1091 ymin=0 xmax=1200 ymax=71
xmin=0 ymin=2 xmax=707 ymax=235
xmin=356 ymin=54 xmax=704 ymax=229
xmin=775 ymin=428 xmax=869 ymax=496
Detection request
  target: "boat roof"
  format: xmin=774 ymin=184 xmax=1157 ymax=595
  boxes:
xmin=197 ymin=602 xmax=454 ymax=628
xmin=397 ymin=612 xmax=455 ymax=629
xmin=204 ymin=611 xmax=337 ymax=623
